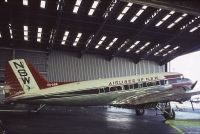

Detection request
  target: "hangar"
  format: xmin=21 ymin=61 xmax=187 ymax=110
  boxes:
xmin=0 ymin=0 xmax=200 ymax=133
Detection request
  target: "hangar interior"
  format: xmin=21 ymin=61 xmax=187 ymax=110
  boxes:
xmin=0 ymin=0 xmax=200 ymax=82
xmin=0 ymin=0 xmax=200 ymax=134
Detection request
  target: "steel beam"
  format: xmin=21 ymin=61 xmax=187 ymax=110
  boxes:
xmin=121 ymin=0 xmax=200 ymax=16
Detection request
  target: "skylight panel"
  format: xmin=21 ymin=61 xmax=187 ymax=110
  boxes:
xmin=126 ymin=40 xmax=140 ymax=52
xmin=23 ymin=0 xmax=28 ymax=6
xmin=106 ymin=38 xmax=118 ymax=50
xmin=189 ymin=25 xmax=200 ymax=32
xmin=57 ymin=0 xmax=61 ymax=10
xmin=103 ymin=1 xmax=117 ymax=18
xmin=130 ymin=16 xmax=137 ymax=23
xmin=155 ymin=21 xmax=163 ymax=27
xmin=95 ymin=36 xmax=106 ymax=49
xmin=117 ymin=2 xmax=133 ymax=21
xmin=40 ymin=0 xmax=46 ymax=8
xmin=73 ymin=32 xmax=82 ymax=46
xmin=136 ymin=10 xmax=144 ymax=16
xmin=145 ymin=9 xmax=161 ymax=25
xmin=88 ymin=0 xmax=99 ymax=16
xmin=167 ymin=13 xmax=187 ymax=29
xmin=73 ymin=0 xmax=82 ymax=14
xmin=155 ymin=11 xmax=175 ymax=27
xmin=86 ymin=35 xmax=94 ymax=47
xmin=162 ymin=46 xmax=180 ymax=57
xmin=147 ymin=44 xmax=160 ymax=54
xmin=9 ymin=24 xmax=13 ymax=39
xmin=37 ymin=27 xmax=42 ymax=42
xmin=49 ymin=29 xmax=54 ymax=43
xmin=5 ymin=0 xmax=7 ymax=2
xmin=154 ymin=45 xmax=170 ymax=56
xmin=180 ymin=16 xmax=200 ymax=30
xmin=24 ymin=25 xmax=28 ymax=41
xmin=61 ymin=31 xmax=69 ymax=45
xmin=118 ymin=39 xmax=129 ymax=51
xmin=136 ymin=42 xmax=150 ymax=54
xmin=164 ymin=45 xmax=170 ymax=49
xmin=130 ymin=5 xmax=148 ymax=23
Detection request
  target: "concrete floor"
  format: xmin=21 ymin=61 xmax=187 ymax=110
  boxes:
xmin=0 ymin=106 xmax=178 ymax=134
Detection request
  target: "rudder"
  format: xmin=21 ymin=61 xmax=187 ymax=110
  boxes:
xmin=4 ymin=59 xmax=43 ymax=98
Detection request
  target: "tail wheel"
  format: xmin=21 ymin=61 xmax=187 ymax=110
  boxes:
xmin=135 ymin=108 xmax=145 ymax=116
xmin=163 ymin=109 xmax=175 ymax=120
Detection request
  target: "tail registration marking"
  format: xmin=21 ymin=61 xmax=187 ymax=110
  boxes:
xmin=9 ymin=59 xmax=39 ymax=92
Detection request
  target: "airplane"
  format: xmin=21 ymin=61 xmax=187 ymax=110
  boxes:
xmin=2 ymin=59 xmax=200 ymax=119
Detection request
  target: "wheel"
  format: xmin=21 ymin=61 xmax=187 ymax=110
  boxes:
xmin=163 ymin=109 xmax=175 ymax=120
xmin=135 ymin=108 xmax=145 ymax=116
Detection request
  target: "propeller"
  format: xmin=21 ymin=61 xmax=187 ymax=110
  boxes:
xmin=191 ymin=81 xmax=198 ymax=89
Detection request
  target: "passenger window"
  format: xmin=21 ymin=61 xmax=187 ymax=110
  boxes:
xmin=134 ymin=83 xmax=138 ymax=89
xmin=143 ymin=82 xmax=147 ymax=87
xmin=110 ymin=87 xmax=117 ymax=92
xmin=147 ymin=82 xmax=153 ymax=87
xmin=168 ymin=79 xmax=177 ymax=84
xmin=124 ymin=85 xmax=129 ymax=90
xmin=99 ymin=88 xmax=104 ymax=93
xmin=138 ymin=83 xmax=143 ymax=88
xmin=156 ymin=81 xmax=160 ymax=85
xmin=160 ymin=80 xmax=165 ymax=85
xmin=117 ymin=86 xmax=122 ymax=90
xmin=130 ymin=85 xmax=133 ymax=89
xmin=104 ymin=87 xmax=109 ymax=92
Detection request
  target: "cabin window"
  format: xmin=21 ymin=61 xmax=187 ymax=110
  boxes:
xmin=110 ymin=87 xmax=117 ymax=92
xmin=124 ymin=85 xmax=129 ymax=90
xmin=168 ymin=79 xmax=177 ymax=84
xmin=116 ymin=86 xmax=122 ymax=90
xmin=69 ymin=89 xmax=99 ymax=94
xmin=156 ymin=81 xmax=160 ymax=85
xmin=99 ymin=88 xmax=105 ymax=93
xmin=138 ymin=83 xmax=143 ymax=88
xmin=134 ymin=83 xmax=138 ymax=89
xmin=87 ymin=89 xmax=99 ymax=94
xmin=147 ymin=82 xmax=153 ymax=87
xmin=104 ymin=87 xmax=109 ymax=92
xmin=143 ymin=82 xmax=147 ymax=87
xmin=160 ymin=80 xmax=165 ymax=85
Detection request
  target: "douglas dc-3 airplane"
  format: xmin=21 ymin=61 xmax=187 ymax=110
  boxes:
xmin=3 ymin=59 xmax=200 ymax=119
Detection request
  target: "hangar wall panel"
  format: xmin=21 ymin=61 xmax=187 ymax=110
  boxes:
xmin=14 ymin=50 xmax=48 ymax=78
xmin=0 ymin=48 xmax=48 ymax=82
xmin=0 ymin=49 xmax=13 ymax=82
xmin=47 ymin=51 xmax=165 ymax=82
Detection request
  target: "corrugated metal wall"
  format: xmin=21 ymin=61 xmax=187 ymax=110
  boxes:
xmin=0 ymin=49 xmax=13 ymax=82
xmin=47 ymin=51 xmax=165 ymax=82
xmin=0 ymin=48 xmax=165 ymax=82
xmin=0 ymin=48 xmax=48 ymax=81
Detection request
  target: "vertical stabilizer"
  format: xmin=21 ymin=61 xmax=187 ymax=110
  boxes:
xmin=5 ymin=59 xmax=41 ymax=98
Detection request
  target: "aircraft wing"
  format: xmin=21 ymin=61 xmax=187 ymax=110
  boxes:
xmin=113 ymin=87 xmax=200 ymax=106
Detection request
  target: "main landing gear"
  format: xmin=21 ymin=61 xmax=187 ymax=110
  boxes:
xmin=157 ymin=102 xmax=175 ymax=120
xmin=28 ymin=104 xmax=46 ymax=113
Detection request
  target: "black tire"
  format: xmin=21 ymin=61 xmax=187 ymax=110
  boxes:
xmin=135 ymin=108 xmax=145 ymax=116
xmin=163 ymin=109 xmax=175 ymax=120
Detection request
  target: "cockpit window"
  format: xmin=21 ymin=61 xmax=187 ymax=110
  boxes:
xmin=176 ymin=77 xmax=191 ymax=83
xmin=168 ymin=79 xmax=177 ymax=84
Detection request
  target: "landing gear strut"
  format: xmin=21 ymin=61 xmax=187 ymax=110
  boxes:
xmin=28 ymin=104 xmax=46 ymax=113
xmin=135 ymin=108 xmax=145 ymax=116
xmin=157 ymin=102 xmax=175 ymax=120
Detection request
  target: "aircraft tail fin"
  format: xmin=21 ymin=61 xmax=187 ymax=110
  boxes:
xmin=4 ymin=59 xmax=48 ymax=99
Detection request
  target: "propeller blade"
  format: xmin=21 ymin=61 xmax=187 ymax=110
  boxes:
xmin=191 ymin=81 xmax=198 ymax=89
